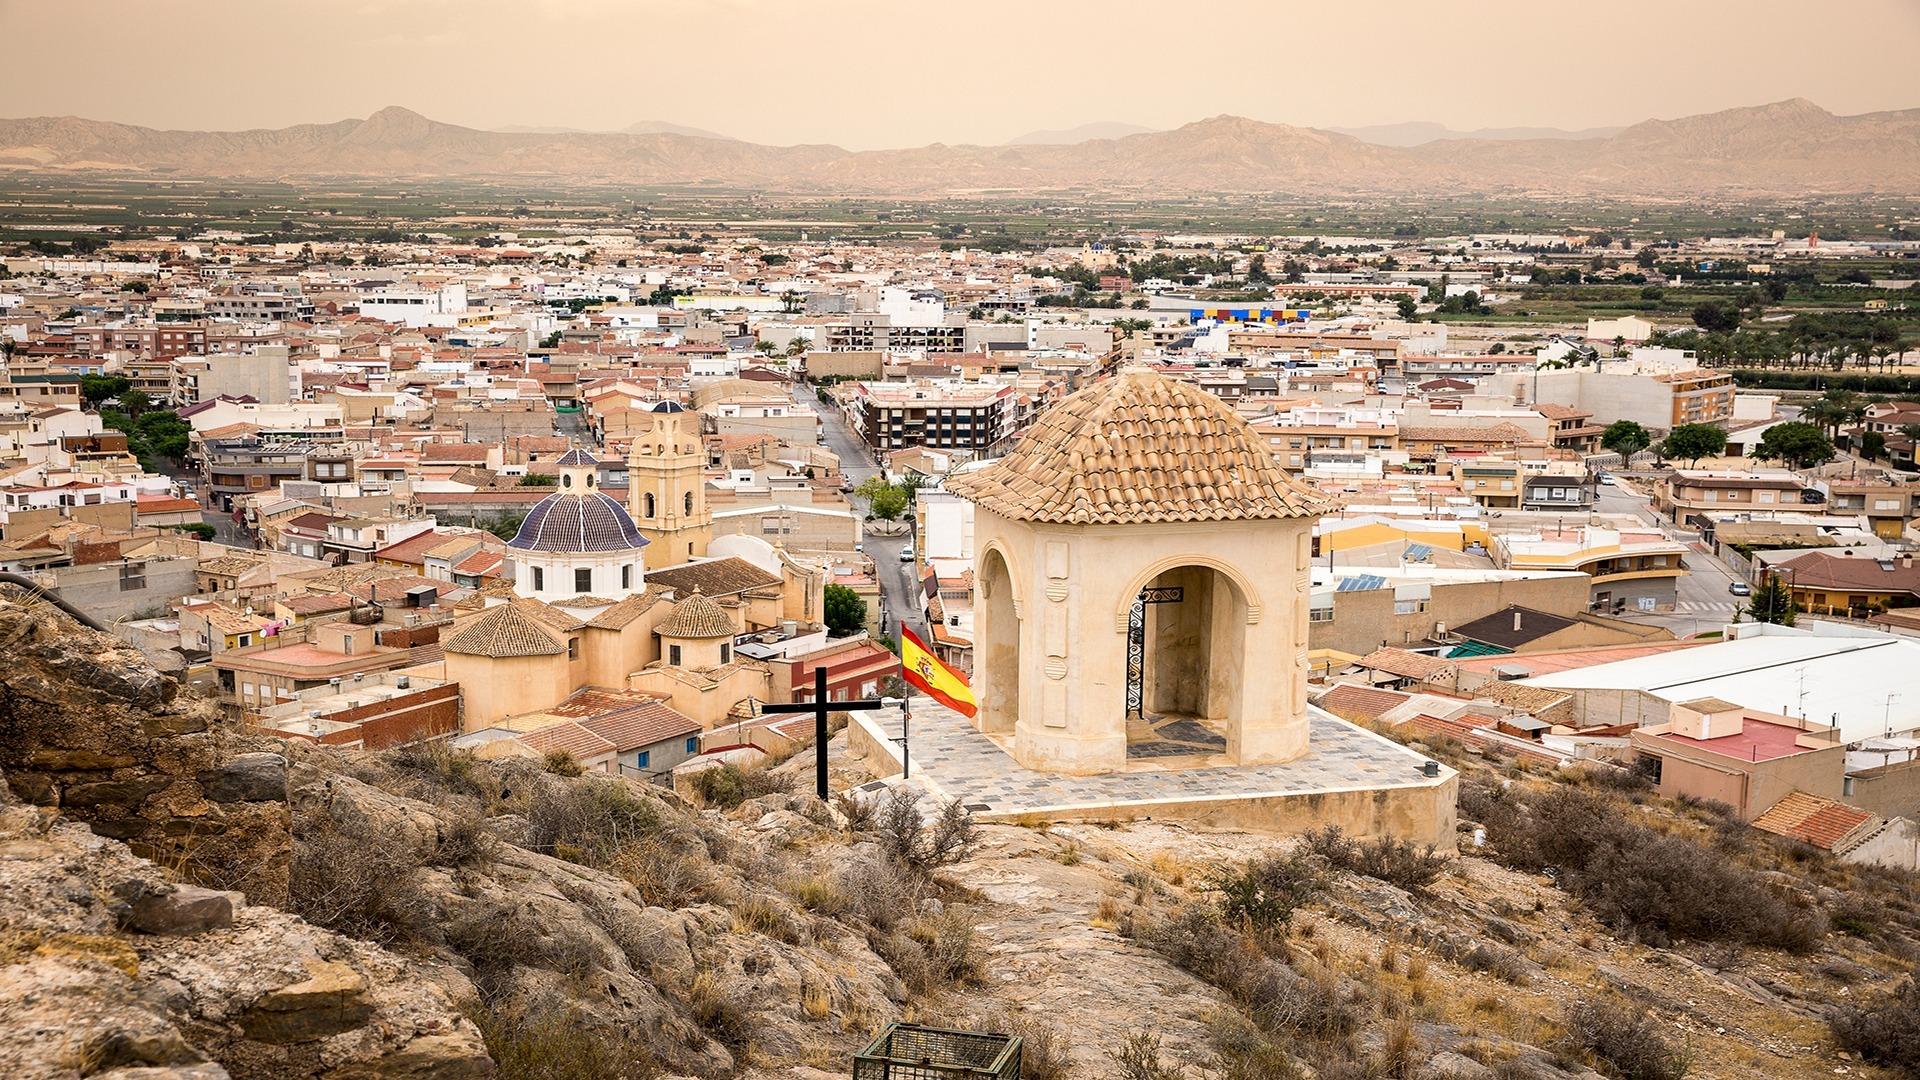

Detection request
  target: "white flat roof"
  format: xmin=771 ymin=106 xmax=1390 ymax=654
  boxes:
xmin=1523 ymin=628 xmax=1920 ymax=744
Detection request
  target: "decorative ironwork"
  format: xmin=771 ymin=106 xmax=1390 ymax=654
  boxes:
xmin=853 ymin=1023 xmax=1022 ymax=1080
xmin=1125 ymin=585 xmax=1183 ymax=719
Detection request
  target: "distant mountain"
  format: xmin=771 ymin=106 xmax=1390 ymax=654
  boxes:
xmin=1006 ymin=121 xmax=1156 ymax=145
xmin=620 ymin=120 xmax=733 ymax=140
xmin=496 ymin=119 xmax=733 ymax=139
xmin=2 ymin=100 xmax=1915 ymax=197
xmin=1331 ymin=121 xmax=1624 ymax=147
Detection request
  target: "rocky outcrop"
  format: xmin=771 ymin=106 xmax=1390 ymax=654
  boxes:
xmin=0 ymin=787 xmax=491 ymax=1079
xmin=0 ymin=591 xmax=290 ymax=906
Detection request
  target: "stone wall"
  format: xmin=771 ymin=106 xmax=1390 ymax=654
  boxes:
xmin=0 ymin=588 xmax=292 ymax=906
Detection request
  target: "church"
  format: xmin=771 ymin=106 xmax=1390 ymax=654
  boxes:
xmin=437 ymin=424 xmax=826 ymax=735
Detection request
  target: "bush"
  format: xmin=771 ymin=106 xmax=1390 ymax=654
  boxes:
xmin=541 ymin=749 xmax=584 ymax=777
xmin=1206 ymin=849 xmax=1327 ymax=934
xmin=468 ymin=1005 xmax=660 ymax=1080
xmin=1563 ymin=997 xmax=1690 ymax=1080
xmin=1136 ymin=907 xmax=1358 ymax=1045
xmin=1463 ymin=941 xmax=1530 ymax=984
xmin=388 ymin=739 xmax=491 ymax=802
xmin=523 ymin=776 xmax=661 ymax=866
xmin=1828 ymin=977 xmax=1920 ymax=1074
xmin=1303 ymin=827 xmax=1447 ymax=890
xmin=1110 ymin=1032 xmax=1184 ymax=1080
xmin=610 ymin=833 xmax=711 ymax=907
xmin=291 ymin=804 xmax=429 ymax=942
xmin=1485 ymin=788 xmax=1823 ymax=950
xmin=686 ymin=762 xmax=792 ymax=809
xmin=874 ymin=788 xmax=977 ymax=877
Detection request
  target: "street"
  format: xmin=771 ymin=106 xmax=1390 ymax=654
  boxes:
xmin=1598 ymin=478 xmax=1747 ymax=637
xmin=793 ymin=382 xmax=925 ymax=642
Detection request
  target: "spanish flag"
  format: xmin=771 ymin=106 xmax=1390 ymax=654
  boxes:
xmin=899 ymin=625 xmax=978 ymax=718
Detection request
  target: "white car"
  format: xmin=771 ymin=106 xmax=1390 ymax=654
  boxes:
xmin=899 ymin=547 xmax=915 ymax=563
xmin=1597 ymin=473 xmax=1616 ymax=485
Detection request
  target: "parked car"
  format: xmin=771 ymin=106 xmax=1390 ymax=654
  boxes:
xmin=900 ymin=546 xmax=915 ymax=563
xmin=1728 ymin=580 xmax=1752 ymax=596
xmin=1597 ymin=472 xmax=1616 ymax=485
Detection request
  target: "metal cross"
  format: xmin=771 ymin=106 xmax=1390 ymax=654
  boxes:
xmin=759 ymin=666 xmax=886 ymax=799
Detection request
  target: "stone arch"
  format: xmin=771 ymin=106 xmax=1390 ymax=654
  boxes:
xmin=644 ymin=492 xmax=656 ymax=518
xmin=975 ymin=544 xmax=1023 ymax=735
xmin=1111 ymin=553 xmax=1263 ymax=633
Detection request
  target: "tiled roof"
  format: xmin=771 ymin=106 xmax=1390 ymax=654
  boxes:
xmin=586 ymin=587 xmax=670 ymax=630
xmin=442 ymin=603 xmax=567 ymax=658
xmin=1400 ymin=423 xmax=1535 ymax=444
xmin=553 ymin=687 xmax=700 ymax=750
xmin=1750 ymin=791 xmax=1877 ymax=851
xmin=512 ymin=596 xmax=586 ymax=632
xmin=508 ymin=491 xmax=648 ymax=553
xmin=646 ymin=556 xmax=781 ymax=599
xmin=1774 ymin=552 xmax=1920 ymax=594
xmin=515 ymin=721 xmax=616 ymax=759
xmin=1356 ymin=647 xmax=1456 ymax=681
xmin=656 ymin=588 xmax=735 ymax=639
xmin=1317 ymin=683 xmax=1412 ymax=723
xmin=946 ymin=367 xmax=1331 ymax=525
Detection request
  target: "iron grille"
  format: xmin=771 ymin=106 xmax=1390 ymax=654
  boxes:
xmin=852 ymin=1023 xmax=1022 ymax=1080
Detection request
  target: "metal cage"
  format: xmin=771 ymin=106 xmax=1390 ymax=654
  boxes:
xmin=852 ymin=1023 xmax=1023 ymax=1080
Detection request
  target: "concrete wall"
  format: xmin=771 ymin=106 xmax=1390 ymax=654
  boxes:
xmin=41 ymin=556 xmax=198 ymax=622
xmin=1310 ymin=573 xmax=1590 ymax=655
xmin=1848 ymin=758 xmax=1920 ymax=820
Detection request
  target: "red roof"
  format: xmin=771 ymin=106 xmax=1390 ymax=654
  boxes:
xmin=1751 ymin=791 xmax=1876 ymax=850
xmin=1652 ymin=717 xmax=1817 ymax=763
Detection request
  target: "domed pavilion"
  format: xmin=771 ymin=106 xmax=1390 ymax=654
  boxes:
xmin=509 ymin=448 xmax=651 ymax=603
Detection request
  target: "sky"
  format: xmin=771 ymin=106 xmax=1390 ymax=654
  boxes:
xmin=4 ymin=0 xmax=1918 ymax=149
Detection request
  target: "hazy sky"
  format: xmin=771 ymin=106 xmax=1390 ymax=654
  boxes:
xmin=4 ymin=0 xmax=1917 ymax=148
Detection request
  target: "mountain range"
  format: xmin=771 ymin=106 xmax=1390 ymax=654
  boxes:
xmin=1 ymin=99 xmax=1914 ymax=197
xmin=1327 ymin=121 xmax=1625 ymax=147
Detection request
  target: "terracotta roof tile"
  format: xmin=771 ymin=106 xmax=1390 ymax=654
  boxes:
xmin=656 ymin=588 xmax=735 ymax=639
xmin=947 ymin=367 xmax=1331 ymax=525
xmin=646 ymin=556 xmax=781 ymax=599
xmin=1750 ymin=791 xmax=1877 ymax=851
xmin=443 ymin=603 xmax=566 ymax=658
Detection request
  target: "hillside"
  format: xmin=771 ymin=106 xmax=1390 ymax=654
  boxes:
xmin=4 ymin=589 xmax=1920 ymax=1079
xmin=1 ymin=99 xmax=1915 ymax=195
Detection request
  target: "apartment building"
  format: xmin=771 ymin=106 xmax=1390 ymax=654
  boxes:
xmin=1816 ymin=477 xmax=1917 ymax=540
xmin=1452 ymin=459 xmax=1526 ymax=509
xmin=845 ymin=379 xmax=1018 ymax=453
xmin=1656 ymin=469 xmax=1808 ymax=527
xmin=1526 ymin=365 xmax=1735 ymax=432
xmin=1522 ymin=462 xmax=1597 ymax=512
xmin=1493 ymin=524 xmax=1689 ymax=611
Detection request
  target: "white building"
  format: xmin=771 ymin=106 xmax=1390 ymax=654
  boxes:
xmin=507 ymin=450 xmax=651 ymax=603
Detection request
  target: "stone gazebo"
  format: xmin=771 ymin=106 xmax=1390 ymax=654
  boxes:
xmin=947 ymin=367 xmax=1334 ymax=775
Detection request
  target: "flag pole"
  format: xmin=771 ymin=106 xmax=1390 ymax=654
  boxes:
xmin=900 ymin=693 xmax=912 ymax=780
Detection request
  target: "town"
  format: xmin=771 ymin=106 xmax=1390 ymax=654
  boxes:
xmin=4 ymin=5 xmax=1920 ymax=1079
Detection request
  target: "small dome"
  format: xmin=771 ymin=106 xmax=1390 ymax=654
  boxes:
xmin=649 ymin=400 xmax=686 ymax=413
xmin=552 ymin=448 xmax=599 ymax=467
xmin=947 ymin=367 xmax=1332 ymax=526
xmin=509 ymin=491 xmax=649 ymax=553
xmin=656 ymin=587 xmax=734 ymax=639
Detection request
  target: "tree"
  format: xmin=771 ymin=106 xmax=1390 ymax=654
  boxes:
xmin=517 ymin=473 xmax=558 ymax=486
xmin=1747 ymin=573 xmax=1797 ymax=626
xmin=1661 ymin=423 xmax=1727 ymax=467
xmin=1862 ymin=430 xmax=1887 ymax=461
xmin=1752 ymin=421 xmax=1835 ymax=469
xmin=119 ymin=389 xmax=152 ymax=417
xmin=1601 ymin=420 xmax=1652 ymax=460
xmin=823 ymin=584 xmax=866 ymax=638
xmin=855 ymin=477 xmax=908 ymax=521
xmin=1691 ymin=302 xmax=1743 ymax=334
xmin=1395 ymin=296 xmax=1419 ymax=321
xmin=80 ymin=374 xmax=130 ymax=405
xmin=483 ymin=512 xmax=526 ymax=541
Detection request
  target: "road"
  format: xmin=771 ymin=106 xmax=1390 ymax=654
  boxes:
xmin=792 ymin=382 xmax=925 ymax=641
xmin=1597 ymin=478 xmax=1747 ymax=637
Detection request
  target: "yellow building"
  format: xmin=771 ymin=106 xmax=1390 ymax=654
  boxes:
xmin=626 ymin=402 xmax=712 ymax=568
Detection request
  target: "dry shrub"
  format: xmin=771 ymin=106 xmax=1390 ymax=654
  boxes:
xmin=431 ymin=804 xmax=491 ymax=867
xmin=1480 ymin=787 xmax=1823 ymax=950
xmin=1204 ymin=849 xmax=1327 ymax=935
xmin=910 ymin=908 xmax=981 ymax=986
xmin=468 ymin=1005 xmax=660 ymax=1079
xmin=1207 ymin=1012 xmax=1305 ymax=1080
xmin=835 ymin=851 xmax=922 ymax=931
xmin=541 ymin=748 xmax=584 ymax=777
xmin=1303 ymin=826 xmax=1448 ymax=891
xmin=687 ymin=762 xmax=792 ymax=809
xmin=609 ymin=832 xmax=712 ymax=907
xmin=388 ymin=739 xmax=491 ymax=802
xmin=1828 ymin=976 xmax=1920 ymax=1075
xmin=1111 ymin=1032 xmax=1184 ymax=1080
xmin=522 ymin=775 xmax=661 ymax=866
xmin=1135 ymin=907 xmax=1358 ymax=1045
xmin=291 ymin=803 xmax=429 ymax=943
xmin=875 ymin=787 xmax=977 ymax=877
xmin=686 ymin=970 xmax=752 ymax=1046
xmin=783 ymin=873 xmax=851 ymax=916
xmin=833 ymin=789 xmax=877 ymax=832
xmin=1463 ymin=941 xmax=1530 ymax=985
xmin=731 ymin=892 xmax=806 ymax=944
xmin=1563 ymin=997 xmax=1690 ymax=1080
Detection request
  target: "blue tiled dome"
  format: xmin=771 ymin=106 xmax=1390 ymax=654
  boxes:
xmin=508 ymin=491 xmax=649 ymax=553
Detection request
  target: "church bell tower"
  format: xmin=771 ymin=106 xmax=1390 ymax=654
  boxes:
xmin=627 ymin=401 xmax=711 ymax=568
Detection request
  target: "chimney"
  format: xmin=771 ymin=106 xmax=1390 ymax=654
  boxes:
xmin=1513 ymin=609 xmax=1523 ymax=633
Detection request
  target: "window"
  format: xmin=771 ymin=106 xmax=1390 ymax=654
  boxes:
xmin=236 ymin=634 xmax=252 ymax=648
xmin=669 ymin=644 xmax=682 ymax=666
xmin=567 ymin=636 xmax=579 ymax=660
xmin=1394 ymin=599 xmax=1429 ymax=615
xmin=684 ymin=491 xmax=694 ymax=515
xmin=720 ymin=643 xmax=731 ymax=664
xmin=1309 ymin=607 xmax=1335 ymax=623
xmin=644 ymin=492 xmax=656 ymax=517
xmin=575 ymin=567 xmax=591 ymax=592
xmin=685 ymin=736 xmax=698 ymax=754
xmin=532 ymin=566 xmax=544 ymax=591
xmin=635 ymin=750 xmax=650 ymax=769
xmin=621 ymin=564 xmax=633 ymax=590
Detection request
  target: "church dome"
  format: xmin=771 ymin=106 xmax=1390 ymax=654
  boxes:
xmin=947 ymin=367 xmax=1333 ymax=526
xmin=509 ymin=490 xmax=649 ymax=553
xmin=648 ymin=400 xmax=686 ymax=413
xmin=655 ymin=587 xmax=734 ymax=638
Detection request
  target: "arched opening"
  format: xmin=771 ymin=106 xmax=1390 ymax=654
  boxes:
xmin=684 ymin=491 xmax=694 ymax=516
xmin=644 ymin=492 xmax=656 ymax=518
xmin=1125 ymin=564 xmax=1248 ymax=763
xmin=976 ymin=547 xmax=1021 ymax=736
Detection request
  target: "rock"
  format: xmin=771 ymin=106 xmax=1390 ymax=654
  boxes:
xmin=95 ymin=1066 xmax=233 ymax=1080
xmin=63 ymin=777 xmax=174 ymax=808
xmin=1485 ymin=916 xmax=1536 ymax=946
xmin=201 ymin=753 xmax=288 ymax=804
xmin=238 ymin=960 xmax=373 ymax=1043
xmin=1419 ymin=1050 xmax=1497 ymax=1079
xmin=113 ymin=880 xmax=238 ymax=936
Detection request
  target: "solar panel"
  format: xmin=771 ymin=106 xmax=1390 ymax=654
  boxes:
xmin=1405 ymin=544 xmax=1432 ymax=562
xmin=1337 ymin=574 xmax=1387 ymax=592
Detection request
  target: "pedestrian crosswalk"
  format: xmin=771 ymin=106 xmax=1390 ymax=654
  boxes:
xmin=1681 ymin=601 xmax=1743 ymax=615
